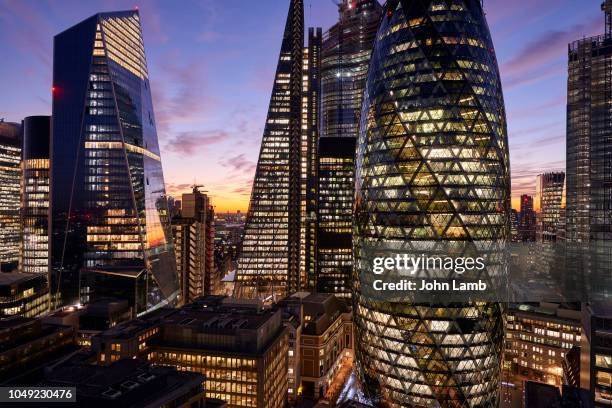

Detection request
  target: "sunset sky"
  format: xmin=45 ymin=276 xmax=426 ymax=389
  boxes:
xmin=0 ymin=0 xmax=604 ymax=212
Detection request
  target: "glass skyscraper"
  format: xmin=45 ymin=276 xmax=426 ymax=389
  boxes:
xmin=302 ymin=27 xmax=322 ymax=290
xmin=237 ymin=0 xmax=304 ymax=299
xmin=51 ymin=10 xmax=178 ymax=314
xmin=20 ymin=116 xmax=51 ymax=275
xmin=315 ymin=0 xmax=382 ymax=299
xmin=320 ymin=0 xmax=383 ymax=140
xmin=567 ymin=2 xmax=612 ymax=406
xmin=0 ymin=121 xmax=21 ymax=270
xmin=316 ymin=137 xmax=356 ymax=298
xmin=567 ymin=0 xmax=612 ymax=244
xmin=353 ymin=0 xmax=510 ymax=406
xmin=535 ymin=172 xmax=565 ymax=242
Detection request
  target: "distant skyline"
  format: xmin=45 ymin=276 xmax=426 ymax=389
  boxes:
xmin=0 ymin=0 xmax=605 ymax=212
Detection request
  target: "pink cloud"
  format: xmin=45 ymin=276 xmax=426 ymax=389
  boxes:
xmin=501 ymin=16 xmax=601 ymax=83
xmin=164 ymin=130 xmax=229 ymax=155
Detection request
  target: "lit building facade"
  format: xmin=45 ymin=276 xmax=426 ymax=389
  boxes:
xmin=0 ymin=121 xmax=21 ymax=270
xmin=93 ymin=296 xmax=289 ymax=408
xmin=316 ymin=0 xmax=381 ymax=299
xmin=581 ymin=303 xmax=612 ymax=407
xmin=20 ymin=116 xmax=51 ymax=275
xmin=519 ymin=194 xmax=536 ymax=242
xmin=566 ymin=0 xmax=612 ymax=243
xmin=535 ymin=172 xmax=565 ymax=242
xmin=0 ymin=317 xmax=76 ymax=383
xmin=298 ymin=293 xmax=353 ymax=401
xmin=353 ymin=0 xmax=510 ymax=406
xmin=172 ymin=187 xmax=218 ymax=304
xmin=237 ymin=0 xmax=304 ymax=299
xmin=301 ymin=27 xmax=322 ymax=291
xmin=504 ymin=303 xmax=581 ymax=389
xmin=316 ymin=137 xmax=356 ymax=298
xmin=51 ymin=11 xmax=178 ymax=312
xmin=320 ymin=0 xmax=382 ymax=140
xmin=0 ymin=273 xmax=49 ymax=318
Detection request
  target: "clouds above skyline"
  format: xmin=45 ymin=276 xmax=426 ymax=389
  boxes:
xmin=0 ymin=0 xmax=605 ymax=211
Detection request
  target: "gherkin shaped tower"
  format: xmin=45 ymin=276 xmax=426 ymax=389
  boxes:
xmin=353 ymin=0 xmax=510 ymax=407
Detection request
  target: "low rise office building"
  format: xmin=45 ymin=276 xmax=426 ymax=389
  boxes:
xmin=93 ymin=296 xmax=288 ymax=408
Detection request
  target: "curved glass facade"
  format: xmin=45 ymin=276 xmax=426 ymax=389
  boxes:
xmin=353 ymin=0 xmax=510 ymax=406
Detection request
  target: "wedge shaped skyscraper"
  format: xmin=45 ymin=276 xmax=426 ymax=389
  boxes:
xmin=236 ymin=0 xmax=304 ymax=299
xmin=353 ymin=0 xmax=510 ymax=406
xmin=51 ymin=10 xmax=178 ymax=314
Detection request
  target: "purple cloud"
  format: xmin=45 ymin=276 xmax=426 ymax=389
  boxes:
xmin=219 ymin=153 xmax=256 ymax=173
xmin=501 ymin=16 xmax=601 ymax=84
xmin=164 ymin=130 xmax=229 ymax=155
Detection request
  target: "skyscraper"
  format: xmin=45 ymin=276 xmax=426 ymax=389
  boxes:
xmin=320 ymin=0 xmax=383 ymax=140
xmin=172 ymin=187 xmax=217 ymax=304
xmin=301 ymin=27 xmax=322 ymax=290
xmin=315 ymin=0 xmax=382 ymax=299
xmin=51 ymin=11 xmax=178 ymax=314
xmin=519 ymin=194 xmax=536 ymax=242
xmin=568 ymin=3 xmax=612 ymax=407
xmin=237 ymin=0 xmax=304 ymax=299
xmin=0 ymin=120 xmax=22 ymax=271
xmin=316 ymin=137 xmax=356 ymax=298
xmin=581 ymin=302 xmax=612 ymax=407
xmin=20 ymin=116 xmax=51 ymax=276
xmin=535 ymin=172 xmax=565 ymax=242
xmin=567 ymin=0 xmax=612 ymax=244
xmin=353 ymin=0 xmax=509 ymax=406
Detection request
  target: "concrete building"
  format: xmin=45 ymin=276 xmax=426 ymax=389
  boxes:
xmin=0 ymin=272 xmax=49 ymax=318
xmin=92 ymin=296 xmax=289 ymax=408
xmin=0 ymin=316 xmax=77 ymax=384
xmin=297 ymin=293 xmax=353 ymax=401
xmin=172 ymin=187 xmax=218 ymax=304
xmin=581 ymin=302 xmax=612 ymax=406
xmin=505 ymin=303 xmax=581 ymax=389
xmin=38 ymin=359 xmax=206 ymax=408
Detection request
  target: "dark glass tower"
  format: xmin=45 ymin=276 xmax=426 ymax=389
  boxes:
xmin=353 ymin=0 xmax=509 ymax=406
xmin=302 ymin=27 xmax=322 ymax=291
xmin=316 ymin=136 xmax=356 ymax=298
xmin=20 ymin=116 xmax=51 ymax=275
xmin=236 ymin=0 xmax=304 ymax=299
xmin=567 ymin=1 xmax=612 ymax=243
xmin=567 ymin=3 xmax=612 ymax=407
xmin=519 ymin=194 xmax=536 ymax=242
xmin=51 ymin=10 xmax=178 ymax=314
xmin=315 ymin=0 xmax=382 ymax=298
xmin=320 ymin=0 xmax=383 ymax=140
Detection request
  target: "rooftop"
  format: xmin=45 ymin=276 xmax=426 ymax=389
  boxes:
xmin=0 ymin=272 xmax=46 ymax=286
xmin=39 ymin=359 xmax=204 ymax=408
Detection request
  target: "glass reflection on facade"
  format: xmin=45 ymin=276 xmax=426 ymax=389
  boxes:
xmin=317 ymin=137 xmax=356 ymax=298
xmin=353 ymin=0 xmax=510 ymax=406
xmin=567 ymin=1 xmax=612 ymax=244
xmin=20 ymin=116 xmax=51 ymax=275
xmin=237 ymin=0 xmax=303 ymax=299
xmin=0 ymin=121 xmax=21 ymax=268
xmin=320 ymin=0 xmax=382 ymax=140
xmin=51 ymin=10 xmax=178 ymax=313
